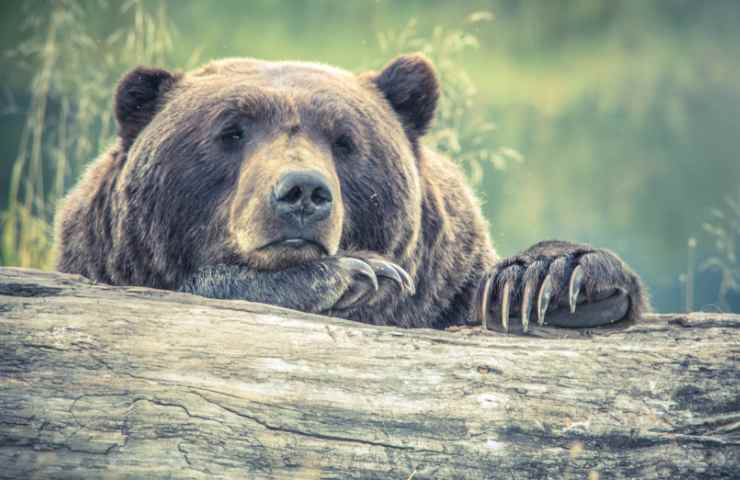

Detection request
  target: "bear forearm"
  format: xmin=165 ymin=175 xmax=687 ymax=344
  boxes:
xmin=178 ymin=264 xmax=348 ymax=313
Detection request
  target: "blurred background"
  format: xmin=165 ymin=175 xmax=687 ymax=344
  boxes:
xmin=1 ymin=0 xmax=739 ymax=313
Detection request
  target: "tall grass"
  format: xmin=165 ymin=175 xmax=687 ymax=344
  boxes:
xmin=702 ymin=189 xmax=740 ymax=310
xmin=2 ymin=0 xmax=180 ymax=268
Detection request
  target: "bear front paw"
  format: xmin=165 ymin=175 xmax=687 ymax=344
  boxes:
xmin=475 ymin=244 xmax=645 ymax=334
xmin=327 ymin=256 xmax=414 ymax=312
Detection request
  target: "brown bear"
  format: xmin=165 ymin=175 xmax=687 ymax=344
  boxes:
xmin=54 ymin=54 xmax=648 ymax=333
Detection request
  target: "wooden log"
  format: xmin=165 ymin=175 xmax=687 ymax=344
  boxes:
xmin=0 ymin=267 xmax=738 ymax=479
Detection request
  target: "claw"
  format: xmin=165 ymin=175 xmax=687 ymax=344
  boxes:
xmin=537 ymin=273 xmax=553 ymax=325
xmin=500 ymin=280 xmax=512 ymax=332
xmin=392 ymin=263 xmax=415 ymax=295
xmin=479 ymin=273 xmax=494 ymax=330
xmin=332 ymin=258 xmax=380 ymax=310
xmin=368 ymin=260 xmax=403 ymax=291
xmin=568 ymin=265 xmax=584 ymax=314
xmin=520 ymin=278 xmax=536 ymax=333
xmin=342 ymin=258 xmax=378 ymax=291
xmin=373 ymin=261 xmax=415 ymax=295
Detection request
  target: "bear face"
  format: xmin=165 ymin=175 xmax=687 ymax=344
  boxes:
xmin=108 ymin=56 xmax=435 ymax=284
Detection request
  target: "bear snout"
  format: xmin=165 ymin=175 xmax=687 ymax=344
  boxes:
xmin=271 ymin=171 xmax=333 ymax=228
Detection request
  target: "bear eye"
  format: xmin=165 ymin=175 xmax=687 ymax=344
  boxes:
xmin=332 ymin=134 xmax=356 ymax=157
xmin=219 ymin=126 xmax=246 ymax=148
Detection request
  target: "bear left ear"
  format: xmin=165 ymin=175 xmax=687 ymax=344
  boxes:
xmin=368 ymin=53 xmax=439 ymax=139
xmin=115 ymin=67 xmax=179 ymax=149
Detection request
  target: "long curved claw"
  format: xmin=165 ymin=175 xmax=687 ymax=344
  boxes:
xmin=537 ymin=273 xmax=553 ymax=326
xmin=367 ymin=259 xmax=403 ymax=291
xmin=520 ymin=277 xmax=537 ymax=333
xmin=568 ymin=265 xmax=584 ymax=314
xmin=391 ymin=263 xmax=415 ymax=295
xmin=342 ymin=258 xmax=379 ymax=291
xmin=478 ymin=273 xmax=494 ymax=330
xmin=500 ymin=280 xmax=512 ymax=332
xmin=331 ymin=258 xmax=380 ymax=311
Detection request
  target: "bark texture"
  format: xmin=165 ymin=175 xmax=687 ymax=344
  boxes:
xmin=1 ymin=267 xmax=738 ymax=479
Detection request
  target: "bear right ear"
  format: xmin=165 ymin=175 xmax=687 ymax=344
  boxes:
xmin=115 ymin=67 xmax=179 ymax=148
xmin=367 ymin=53 xmax=440 ymax=140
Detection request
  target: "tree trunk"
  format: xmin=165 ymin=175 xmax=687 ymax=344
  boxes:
xmin=1 ymin=267 xmax=738 ymax=479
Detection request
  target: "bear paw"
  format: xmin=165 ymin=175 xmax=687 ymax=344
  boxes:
xmin=475 ymin=243 xmax=644 ymax=334
xmin=328 ymin=256 xmax=414 ymax=312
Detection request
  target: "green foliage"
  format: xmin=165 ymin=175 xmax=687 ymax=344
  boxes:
xmin=2 ymin=0 xmax=181 ymax=268
xmin=377 ymin=15 xmax=521 ymax=183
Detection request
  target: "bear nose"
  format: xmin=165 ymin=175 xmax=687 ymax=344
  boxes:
xmin=272 ymin=171 xmax=333 ymax=226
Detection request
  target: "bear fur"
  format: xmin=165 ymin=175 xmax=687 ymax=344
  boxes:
xmin=55 ymin=54 xmax=647 ymax=331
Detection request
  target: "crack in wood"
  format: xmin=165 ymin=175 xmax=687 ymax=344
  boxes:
xmin=189 ymin=391 xmax=444 ymax=454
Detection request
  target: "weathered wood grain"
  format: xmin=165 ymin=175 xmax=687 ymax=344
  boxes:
xmin=1 ymin=267 xmax=738 ymax=479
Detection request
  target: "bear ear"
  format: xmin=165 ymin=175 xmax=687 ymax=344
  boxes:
xmin=115 ymin=67 xmax=179 ymax=148
xmin=370 ymin=53 xmax=439 ymax=139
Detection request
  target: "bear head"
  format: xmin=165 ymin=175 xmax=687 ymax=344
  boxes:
xmin=112 ymin=54 xmax=439 ymax=283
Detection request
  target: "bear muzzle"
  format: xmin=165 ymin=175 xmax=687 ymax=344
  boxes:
xmin=228 ymin=135 xmax=344 ymax=269
xmin=272 ymin=171 xmax=333 ymax=227
xmin=259 ymin=170 xmax=335 ymax=255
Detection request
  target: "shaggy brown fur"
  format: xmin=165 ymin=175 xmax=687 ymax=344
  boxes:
xmin=55 ymin=54 xmax=648 ymax=331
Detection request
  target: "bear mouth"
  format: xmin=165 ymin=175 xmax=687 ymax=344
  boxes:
xmin=258 ymin=237 xmax=329 ymax=255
